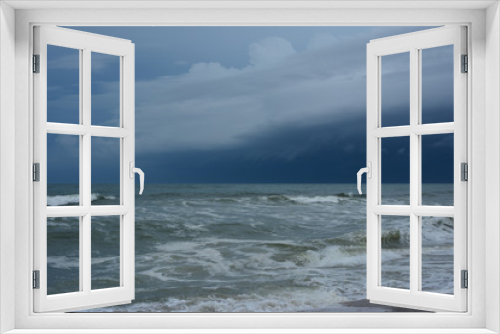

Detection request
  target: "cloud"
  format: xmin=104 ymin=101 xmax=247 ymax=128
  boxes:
xmin=130 ymin=33 xmax=373 ymax=155
xmin=248 ymin=37 xmax=296 ymax=66
xmin=91 ymin=52 xmax=120 ymax=71
xmin=46 ymin=26 xmax=454 ymax=183
xmin=397 ymin=147 xmax=407 ymax=155
xmin=307 ymin=33 xmax=339 ymax=50
xmin=47 ymin=47 xmax=119 ymax=71
xmin=175 ymin=60 xmax=190 ymax=66
xmin=47 ymin=54 xmax=79 ymax=70
xmin=136 ymin=117 xmax=367 ymax=183
xmin=186 ymin=62 xmax=240 ymax=80
xmin=52 ymin=27 xmax=449 ymax=163
xmin=425 ymin=133 xmax=454 ymax=148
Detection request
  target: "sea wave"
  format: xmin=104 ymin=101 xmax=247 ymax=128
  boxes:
xmin=299 ymin=246 xmax=366 ymax=268
xmin=287 ymin=195 xmax=340 ymax=204
xmin=336 ymin=192 xmax=366 ymax=198
xmin=82 ymin=287 xmax=344 ymax=313
xmin=47 ymin=255 xmax=79 ymax=269
xmin=147 ymin=192 xmax=362 ymax=205
xmin=47 ymin=193 xmax=116 ymax=206
xmin=255 ymin=194 xmax=341 ymax=205
xmin=381 ymin=229 xmax=410 ymax=247
xmin=422 ymin=217 xmax=454 ymax=246
xmin=48 ymin=183 xmax=455 ymax=312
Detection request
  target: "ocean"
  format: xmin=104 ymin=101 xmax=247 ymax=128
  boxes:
xmin=46 ymin=183 xmax=454 ymax=312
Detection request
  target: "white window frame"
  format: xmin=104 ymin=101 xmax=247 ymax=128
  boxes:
xmin=33 ymin=25 xmax=136 ymax=313
xmin=366 ymin=26 xmax=468 ymax=312
xmin=0 ymin=1 xmax=499 ymax=333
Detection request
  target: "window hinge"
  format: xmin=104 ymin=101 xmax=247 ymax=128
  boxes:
xmin=33 ymin=163 xmax=40 ymax=182
xmin=461 ymin=162 xmax=468 ymax=181
xmin=33 ymin=54 xmax=40 ymax=73
xmin=33 ymin=270 xmax=40 ymax=289
xmin=461 ymin=270 xmax=468 ymax=289
xmin=461 ymin=54 xmax=468 ymax=73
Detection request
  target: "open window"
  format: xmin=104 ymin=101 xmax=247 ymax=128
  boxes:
xmin=33 ymin=26 xmax=138 ymax=312
xmin=364 ymin=26 xmax=467 ymax=312
xmin=32 ymin=24 xmax=466 ymax=314
xmin=2 ymin=0 xmax=496 ymax=330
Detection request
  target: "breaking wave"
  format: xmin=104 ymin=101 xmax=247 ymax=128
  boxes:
xmin=47 ymin=193 xmax=116 ymax=206
xmin=47 ymin=183 xmax=454 ymax=312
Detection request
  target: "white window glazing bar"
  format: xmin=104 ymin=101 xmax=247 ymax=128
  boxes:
xmin=409 ymin=46 xmax=420 ymax=294
xmin=82 ymin=47 xmax=92 ymax=295
xmin=46 ymin=123 xmax=130 ymax=138
xmin=372 ymin=123 xmax=454 ymax=138
xmin=373 ymin=205 xmax=455 ymax=217
xmin=78 ymin=48 xmax=84 ymax=292
xmin=46 ymin=205 xmax=129 ymax=217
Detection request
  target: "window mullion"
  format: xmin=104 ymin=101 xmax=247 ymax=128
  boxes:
xmin=82 ymin=48 xmax=91 ymax=207
xmin=78 ymin=48 xmax=84 ymax=293
xmin=82 ymin=48 xmax=92 ymax=294
xmin=409 ymin=47 xmax=420 ymax=294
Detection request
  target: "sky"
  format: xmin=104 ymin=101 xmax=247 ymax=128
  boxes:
xmin=46 ymin=26 xmax=454 ymax=184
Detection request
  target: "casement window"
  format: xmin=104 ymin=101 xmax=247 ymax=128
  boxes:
xmin=31 ymin=24 xmax=467 ymax=315
xmin=33 ymin=26 xmax=142 ymax=312
xmin=2 ymin=2 xmax=498 ymax=333
xmin=363 ymin=26 xmax=467 ymax=312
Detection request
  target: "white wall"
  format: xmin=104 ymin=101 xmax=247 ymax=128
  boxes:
xmin=1 ymin=2 xmax=498 ymax=332
xmin=486 ymin=2 xmax=500 ymax=332
xmin=0 ymin=2 xmax=16 ymax=333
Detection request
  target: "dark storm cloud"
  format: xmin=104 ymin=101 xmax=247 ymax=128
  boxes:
xmin=132 ymin=33 xmax=370 ymax=154
xmin=47 ymin=26 xmax=454 ymax=183
xmin=129 ymin=27 xmax=449 ymax=158
xmin=136 ymin=117 xmax=367 ymax=183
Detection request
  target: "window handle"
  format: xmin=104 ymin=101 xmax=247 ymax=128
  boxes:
xmin=357 ymin=162 xmax=371 ymax=195
xmin=129 ymin=162 xmax=145 ymax=195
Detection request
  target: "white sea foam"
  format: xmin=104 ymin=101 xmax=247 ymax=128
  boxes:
xmin=184 ymin=223 xmax=209 ymax=232
xmin=47 ymin=193 xmax=116 ymax=206
xmin=147 ymin=238 xmax=366 ymax=284
xmin=56 ymin=183 xmax=455 ymax=313
xmin=138 ymin=268 xmax=171 ymax=282
xmin=47 ymin=194 xmax=80 ymax=206
xmin=198 ymin=210 xmax=225 ymax=219
xmin=91 ymin=256 xmax=119 ymax=265
xmin=300 ymin=246 xmax=366 ymax=268
xmin=287 ymin=195 xmax=339 ymax=204
xmin=421 ymin=217 xmax=454 ymax=245
xmin=47 ymin=256 xmax=79 ymax=269
xmin=84 ymin=287 xmax=344 ymax=313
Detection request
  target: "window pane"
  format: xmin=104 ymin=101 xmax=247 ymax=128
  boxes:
xmin=47 ymin=134 xmax=80 ymax=206
xmin=47 ymin=45 xmax=80 ymax=124
xmin=92 ymin=52 xmax=120 ymax=127
xmin=381 ymin=215 xmax=410 ymax=290
xmin=91 ymin=215 xmax=121 ymax=290
xmin=421 ymin=216 xmax=454 ymax=294
xmin=91 ymin=137 xmax=120 ymax=205
xmin=381 ymin=52 xmax=410 ymax=127
xmin=421 ymin=134 xmax=454 ymax=206
xmin=47 ymin=216 xmax=80 ymax=295
xmin=381 ymin=136 xmax=410 ymax=205
xmin=421 ymin=45 xmax=454 ymax=124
